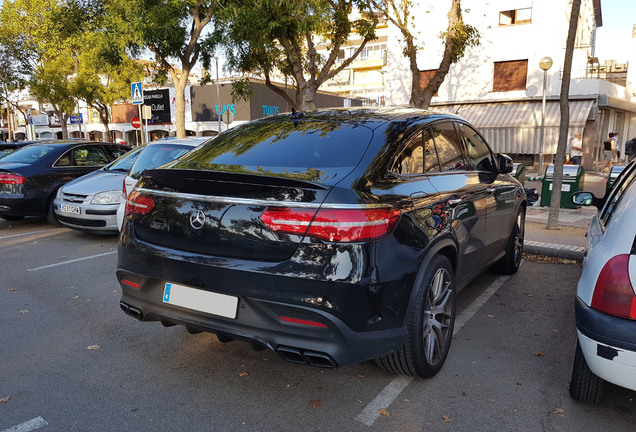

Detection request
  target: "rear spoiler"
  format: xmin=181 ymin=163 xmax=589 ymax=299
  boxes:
xmin=143 ymin=168 xmax=330 ymax=192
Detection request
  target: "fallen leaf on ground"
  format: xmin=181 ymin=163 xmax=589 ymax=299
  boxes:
xmin=378 ymin=409 xmax=390 ymax=417
xmin=0 ymin=397 xmax=9 ymax=403
xmin=74 ymin=296 xmax=79 ymax=299
xmin=19 ymin=309 xmax=29 ymax=314
xmin=486 ymin=314 xmax=495 ymax=319
xmin=555 ymin=408 xmax=565 ymax=414
xmin=443 ymin=415 xmax=451 ymax=422
xmin=308 ymin=400 xmax=322 ymax=408
xmin=87 ymin=345 xmax=101 ymax=350
xmin=534 ymin=352 xmax=545 ymax=357
xmin=8 ymin=288 xmax=16 ymax=292
xmin=239 ymin=371 xmax=249 ymax=377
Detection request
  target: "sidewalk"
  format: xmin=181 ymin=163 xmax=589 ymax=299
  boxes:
xmin=523 ymin=170 xmax=605 ymax=261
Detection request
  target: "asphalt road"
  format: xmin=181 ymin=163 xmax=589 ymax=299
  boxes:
xmin=1 ymin=218 xmax=635 ymax=432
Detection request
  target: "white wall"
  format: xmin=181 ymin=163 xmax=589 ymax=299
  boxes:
xmin=385 ymin=0 xmax=597 ymax=105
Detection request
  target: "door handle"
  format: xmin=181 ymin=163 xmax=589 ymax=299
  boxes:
xmin=486 ymin=188 xmax=495 ymax=195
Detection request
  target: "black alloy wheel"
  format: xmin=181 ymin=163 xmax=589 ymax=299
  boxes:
xmin=495 ymin=208 xmax=525 ymax=275
xmin=376 ymin=254 xmax=456 ymax=378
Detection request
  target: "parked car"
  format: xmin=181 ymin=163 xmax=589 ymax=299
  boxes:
xmin=53 ymin=146 xmax=144 ymax=233
xmin=569 ymin=160 xmax=636 ymax=403
xmin=116 ymin=108 xmax=526 ymax=377
xmin=116 ymin=137 xmax=213 ymax=229
xmin=0 ymin=140 xmax=129 ymax=224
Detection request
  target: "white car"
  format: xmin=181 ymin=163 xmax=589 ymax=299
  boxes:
xmin=54 ymin=146 xmax=143 ymax=233
xmin=570 ymin=160 xmax=636 ymax=404
xmin=117 ymin=137 xmax=213 ymax=229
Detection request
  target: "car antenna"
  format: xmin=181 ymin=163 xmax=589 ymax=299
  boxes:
xmin=290 ymin=107 xmax=304 ymax=120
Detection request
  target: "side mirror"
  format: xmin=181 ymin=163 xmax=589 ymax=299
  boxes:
xmin=571 ymin=191 xmax=604 ymax=209
xmin=497 ymin=154 xmax=513 ymax=174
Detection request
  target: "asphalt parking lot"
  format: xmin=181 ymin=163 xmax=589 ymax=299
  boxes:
xmin=1 ymin=218 xmax=635 ymax=432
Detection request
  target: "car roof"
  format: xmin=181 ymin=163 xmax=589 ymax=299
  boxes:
xmin=258 ymin=106 xmax=463 ymax=127
xmin=148 ymin=137 xmax=213 ymax=147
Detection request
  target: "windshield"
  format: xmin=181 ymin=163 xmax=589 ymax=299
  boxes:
xmin=129 ymin=144 xmax=196 ymax=179
xmin=0 ymin=145 xmax=56 ymax=163
xmin=107 ymin=146 xmax=144 ymax=172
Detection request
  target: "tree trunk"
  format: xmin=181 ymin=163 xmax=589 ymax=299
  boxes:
xmin=299 ymin=83 xmax=318 ymax=111
xmin=173 ymin=72 xmax=189 ymax=138
xmin=55 ymin=108 xmax=69 ymax=139
xmin=546 ymin=0 xmax=581 ymax=229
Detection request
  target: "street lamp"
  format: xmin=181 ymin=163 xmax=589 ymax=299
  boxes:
xmin=214 ymin=56 xmax=221 ymax=136
xmin=538 ymin=56 xmax=553 ymax=174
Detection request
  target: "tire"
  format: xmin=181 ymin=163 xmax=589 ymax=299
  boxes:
xmin=45 ymin=198 xmax=62 ymax=227
xmin=494 ymin=208 xmax=525 ymax=275
xmin=0 ymin=215 xmax=25 ymax=221
xmin=570 ymin=340 xmax=605 ymax=404
xmin=375 ymin=255 xmax=456 ymax=378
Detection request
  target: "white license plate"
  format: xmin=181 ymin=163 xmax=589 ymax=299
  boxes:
xmin=163 ymin=282 xmax=238 ymax=319
xmin=60 ymin=204 xmax=80 ymax=214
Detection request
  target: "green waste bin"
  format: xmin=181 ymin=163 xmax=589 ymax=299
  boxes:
xmin=606 ymin=166 xmax=625 ymax=192
xmin=540 ymin=164 xmax=585 ymax=209
xmin=512 ymin=163 xmax=526 ymax=185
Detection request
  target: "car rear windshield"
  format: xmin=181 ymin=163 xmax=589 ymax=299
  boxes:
xmin=108 ymin=147 xmax=143 ymax=172
xmin=0 ymin=145 xmax=56 ymax=163
xmin=129 ymin=144 xmax=197 ymax=179
xmin=172 ymin=119 xmax=374 ymax=170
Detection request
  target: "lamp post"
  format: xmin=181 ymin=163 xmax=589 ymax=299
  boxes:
xmin=214 ymin=56 xmax=221 ymax=136
xmin=538 ymin=56 xmax=553 ymax=174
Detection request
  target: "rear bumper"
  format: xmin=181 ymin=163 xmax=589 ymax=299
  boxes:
xmin=575 ymin=296 xmax=636 ymax=391
xmin=117 ymin=238 xmax=416 ymax=368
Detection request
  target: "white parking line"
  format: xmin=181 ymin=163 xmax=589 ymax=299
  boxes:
xmin=1 ymin=417 xmax=48 ymax=432
xmin=355 ymin=274 xmax=511 ymax=426
xmin=27 ymin=251 xmax=117 ymax=272
xmin=0 ymin=228 xmax=65 ymax=240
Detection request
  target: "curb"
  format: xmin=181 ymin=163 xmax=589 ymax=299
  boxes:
xmin=524 ymin=240 xmax=585 ymax=261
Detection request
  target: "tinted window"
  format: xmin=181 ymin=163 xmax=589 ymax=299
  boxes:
xmin=108 ymin=145 xmax=129 ymax=159
xmin=393 ymin=132 xmax=424 ymax=175
xmin=130 ymin=144 xmax=196 ymax=179
xmin=458 ymin=123 xmax=495 ymax=171
xmin=0 ymin=145 xmax=56 ymax=163
xmin=432 ymin=122 xmax=467 ymax=171
xmin=175 ymin=120 xmax=373 ymax=169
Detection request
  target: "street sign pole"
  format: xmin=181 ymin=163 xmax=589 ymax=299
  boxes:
xmin=132 ymin=82 xmax=145 ymax=146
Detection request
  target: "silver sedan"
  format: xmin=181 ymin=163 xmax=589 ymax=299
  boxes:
xmin=54 ymin=146 xmax=143 ymax=233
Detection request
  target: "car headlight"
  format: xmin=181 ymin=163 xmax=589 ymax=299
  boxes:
xmin=91 ymin=190 xmax=122 ymax=205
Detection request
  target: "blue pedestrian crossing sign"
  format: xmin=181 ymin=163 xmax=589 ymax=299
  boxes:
xmin=131 ymin=82 xmax=143 ymax=105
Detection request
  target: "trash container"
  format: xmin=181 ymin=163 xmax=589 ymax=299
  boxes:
xmin=606 ymin=166 xmax=625 ymax=192
xmin=512 ymin=163 xmax=526 ymax=184
xmin=540 ymin=164 xmax=585 ymax=209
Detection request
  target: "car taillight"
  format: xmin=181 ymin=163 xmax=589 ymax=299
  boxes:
xmin=591 ymin=254 xmax=636 ymax=320
xmin=0 ymin=174 xmax=25 ymax=184
xmin=261 ymin=206 xmax=401 ymax=242
xmin=125 ymin=191 xmax=155 ymax=215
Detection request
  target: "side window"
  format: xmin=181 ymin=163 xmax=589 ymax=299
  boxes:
xmin=432 ymin=122 xmax=467 ymax=171
xmin=393 ymin=132 xmax=424 ymax=175
xmin=72 ymin=146 xmax=109 ymax=167
xmin=108 ymin=145 xmax=128 ymax=160
xmin=423 ymin=128 xmax=440 ymax=173
xmin=458 ymin=123 xmax=495 ymax=172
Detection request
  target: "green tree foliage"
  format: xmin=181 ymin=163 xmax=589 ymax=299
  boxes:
xmin=219 ymin=0 xmax=377 ymax=111
xmin=371 ymin=0 xmax=479 ymax=109
xmin=105 ymin=0 xmax=219 ymax=138
xmin=0 ymin=0 xmax=81 ymax=138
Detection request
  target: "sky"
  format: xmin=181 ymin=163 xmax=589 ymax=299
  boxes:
xmin=594 ymin=0 xmax=636 ymax=62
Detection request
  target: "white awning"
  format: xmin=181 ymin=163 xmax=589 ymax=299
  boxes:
xmin=434 ymin=100 xmax=595 ymax=154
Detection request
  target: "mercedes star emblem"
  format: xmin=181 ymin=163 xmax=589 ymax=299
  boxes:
xmin=189 ymin=210 xmax=206 ymax=230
